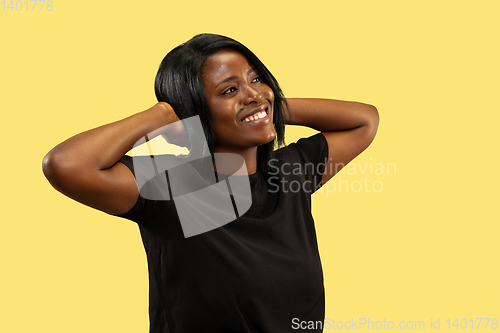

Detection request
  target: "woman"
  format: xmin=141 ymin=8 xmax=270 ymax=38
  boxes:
xmin=43 ymin=34 xmax=379 ymax=332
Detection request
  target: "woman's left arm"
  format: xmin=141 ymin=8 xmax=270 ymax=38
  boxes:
xmin=285 ymin=98 xmax=379 ymax=184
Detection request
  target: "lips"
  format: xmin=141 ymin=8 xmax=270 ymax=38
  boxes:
xmin=239 ymin=105 xmax=270 ymax=124
xmin=242 ymin=109 xmax=268 ymax=123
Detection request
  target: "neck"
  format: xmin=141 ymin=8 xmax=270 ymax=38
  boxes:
xmin=212 ymin=146 xmax=258 ymax=176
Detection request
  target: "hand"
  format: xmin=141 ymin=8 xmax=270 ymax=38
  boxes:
xmin=154 ymin=102 xmax=190 ymax=148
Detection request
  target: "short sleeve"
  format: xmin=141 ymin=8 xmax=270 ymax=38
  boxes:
xmin=278 ymin=133 xmax=329 ymax=193
xmin=110 ymin=155 xmax=149 ymax=224
xmin=111 ymin=154 xmax=182 ymax=225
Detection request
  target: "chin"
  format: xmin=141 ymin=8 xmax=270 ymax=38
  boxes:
xmin=257 ymin=131 xmax=276 ymax=146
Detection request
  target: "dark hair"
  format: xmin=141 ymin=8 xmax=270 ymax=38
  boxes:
xmin=154 ymin=33 xmax=288 ymax=174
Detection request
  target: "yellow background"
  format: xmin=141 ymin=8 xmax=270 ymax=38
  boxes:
xmin=1 ymin=0 xmax=499 ymax=332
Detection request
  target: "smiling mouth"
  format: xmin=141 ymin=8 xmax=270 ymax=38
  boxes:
xmin=241 ymin=108 xmax=269 ymax=123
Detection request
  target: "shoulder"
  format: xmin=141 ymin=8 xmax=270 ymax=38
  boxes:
xmin=266 ymin=133 xmax=328 ymax=193
xmin=274 ymin=133 xmax=328 ymax=167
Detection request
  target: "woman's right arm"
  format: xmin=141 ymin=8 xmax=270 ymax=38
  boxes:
xmin=42 ymin=102 xmax=179 ymax=215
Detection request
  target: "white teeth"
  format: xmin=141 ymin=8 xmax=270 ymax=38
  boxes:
xmin=242 ymin=110 xmax=267 ymax=123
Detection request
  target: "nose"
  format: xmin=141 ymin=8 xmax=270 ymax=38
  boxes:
xmin=242 ymin=84 xmax=263 ymax=106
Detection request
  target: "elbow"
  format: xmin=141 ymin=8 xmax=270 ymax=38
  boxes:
xmin=367 ymin=103 xmax=379 ymax=126
xmin=42 ymin=149 xmax=79 ymax=189
xmin=366 ymin=104 xmax=379 ymax=126
xmin=363 ymin=104 xmax=379 ymax=144
xmin=356 ymin=102 xmax=379 ymax=130
xmin=42 ymin=150 xmax=64 ymax=187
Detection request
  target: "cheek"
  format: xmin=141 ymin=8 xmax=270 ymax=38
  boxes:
xmin=209 ymin=104 xmax=236 ymax=129
xmin=263 ymin=86 xmax=274 ymax=103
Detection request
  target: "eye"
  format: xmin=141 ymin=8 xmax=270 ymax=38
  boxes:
xmin=251 ymin=76 xmax=262 ymax=83
xmin=222 ymin=86 xmax=237 ymax=95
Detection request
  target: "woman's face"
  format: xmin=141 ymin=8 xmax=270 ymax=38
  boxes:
xmin=201 ymin=48 xmax=275 ymax=153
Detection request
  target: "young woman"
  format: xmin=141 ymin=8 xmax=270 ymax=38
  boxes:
xmin=43 ymin=34 xmax=379 ymax=332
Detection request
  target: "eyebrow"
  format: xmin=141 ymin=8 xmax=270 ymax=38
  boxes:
xmin=215 ymin=67 xmax=257 ymax=88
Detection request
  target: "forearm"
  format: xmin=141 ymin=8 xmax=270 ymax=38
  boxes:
xmin=43 ymin=102 xmax=175 ymax=175
xmin=284 ymin=98 xmax=379 ymax=132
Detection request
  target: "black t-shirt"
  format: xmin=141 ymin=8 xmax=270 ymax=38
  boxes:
xmin=115 ymin=133 xmax=329 ymax=333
